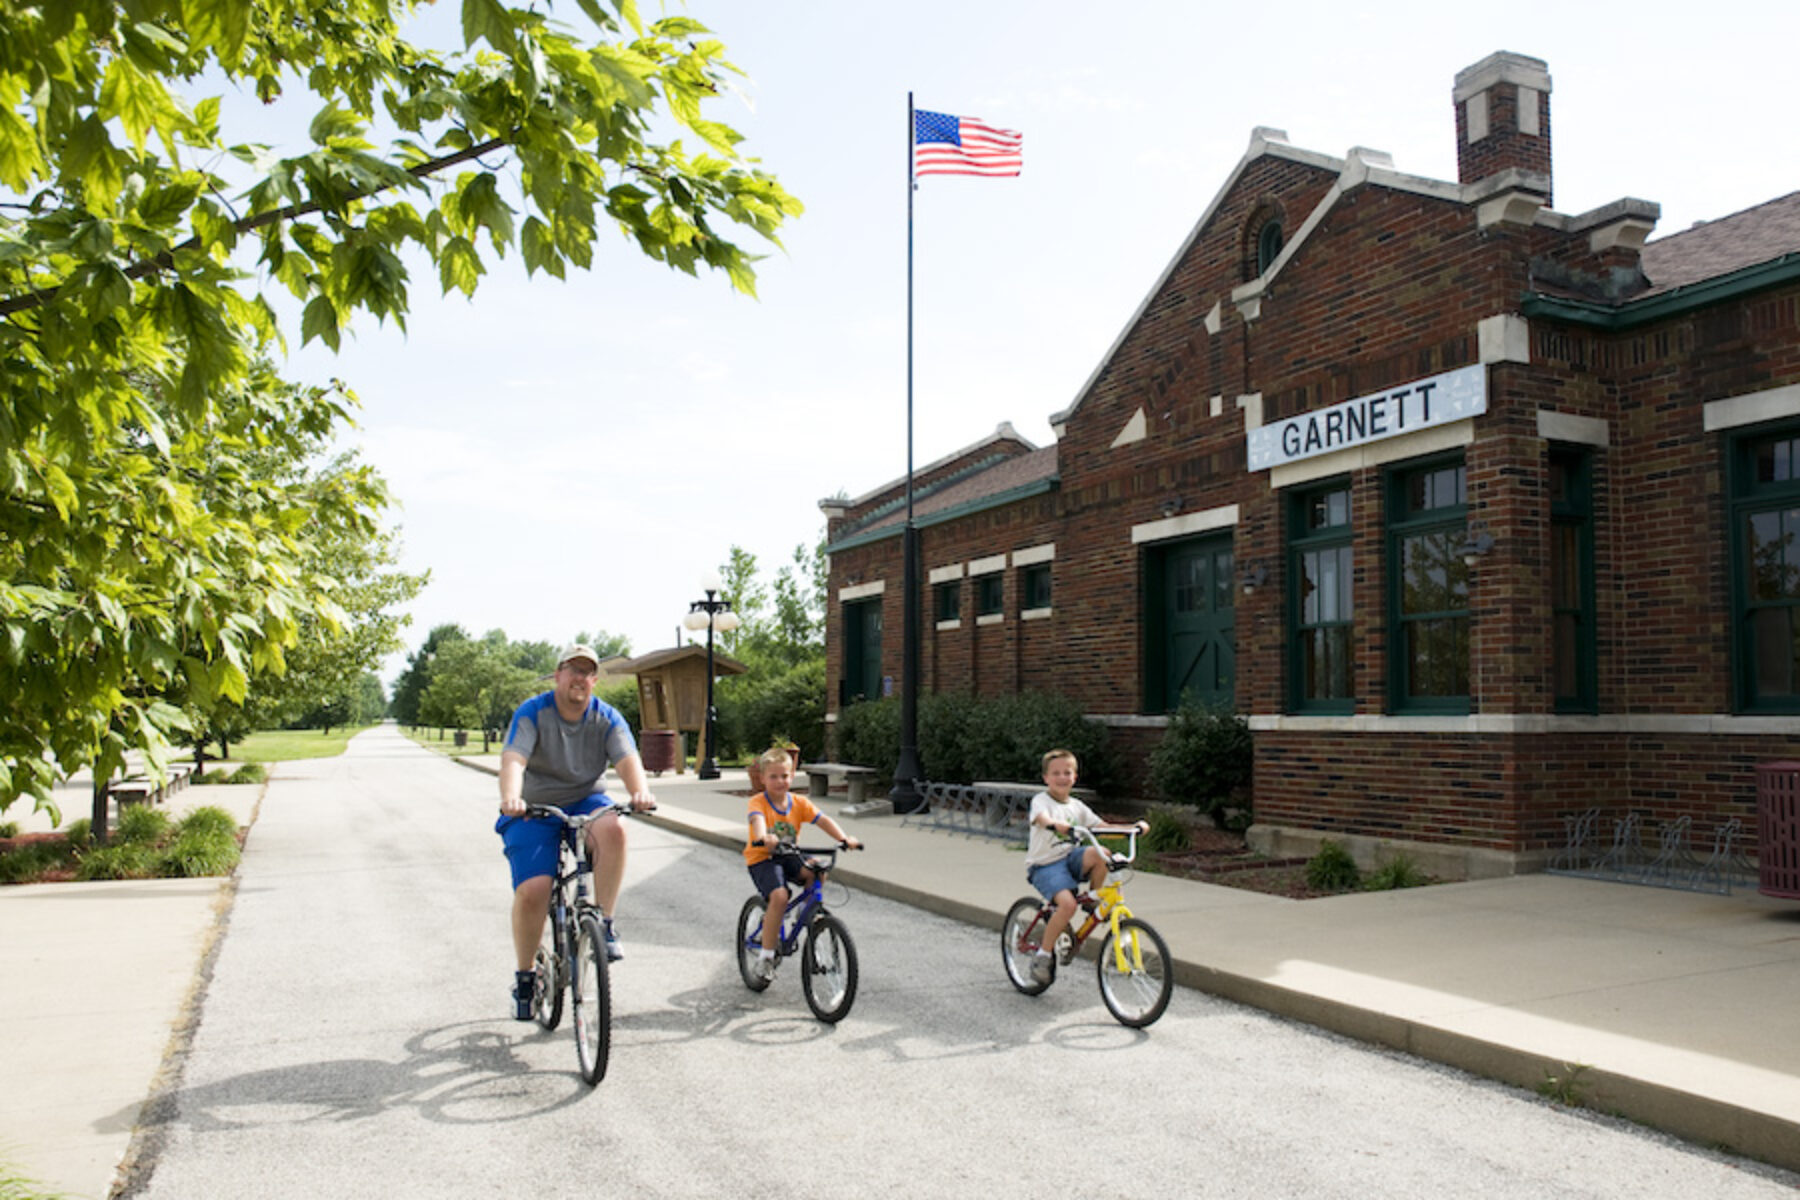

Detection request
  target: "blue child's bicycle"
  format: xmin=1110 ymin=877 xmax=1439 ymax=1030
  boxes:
xmin=735 ymin=841 xmax=861 ymax=1023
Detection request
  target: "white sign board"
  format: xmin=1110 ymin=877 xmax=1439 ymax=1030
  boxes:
xmin=1247 ymin=363 xmax=1487 ymax=471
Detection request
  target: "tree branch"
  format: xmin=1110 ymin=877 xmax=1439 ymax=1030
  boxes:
xmin=0 ymin=135 xmax=512 ymax=319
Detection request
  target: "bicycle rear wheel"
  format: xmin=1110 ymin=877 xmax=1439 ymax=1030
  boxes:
xmin=801 ymin=913 xmax=858 ymax=1023
xmin=1097 ymin=916 xmax=1172 ymax=1028
xmin=735 ymin=895 xmax=771 ymax=992
xmin=571 ymin=912 xmax=612 ymax=1084
xmin=1001 ymin=897 xmax=1052 ymax=995
xmin=532 ymin=920 xmax=563 ymax=1030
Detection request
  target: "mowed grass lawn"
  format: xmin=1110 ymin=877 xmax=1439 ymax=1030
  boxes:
xmin=229 ymin=727 xmax=372 ymax=762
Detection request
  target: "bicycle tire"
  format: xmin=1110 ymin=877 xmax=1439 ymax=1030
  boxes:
xmin=1001 ymin=897 xmax=1052 ymax=995
xmin=571 ymin=911 xmax=612 ymax=1084
xmin=1097 ymin=916 xmax=1172 ymax=1028
xmin=532 ymin=934 xmax=563 ymax=1030
xmin=800 ymin=912 xmax=858 ymax=1023
xmin=736 ymin=895 xmax=771 ymax=992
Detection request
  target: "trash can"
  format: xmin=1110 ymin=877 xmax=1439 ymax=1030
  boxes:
xmin=1754 ymin=760 xmax=1800 ymax=899
xmin=453 ymin=730 xmax=468 ymax=749
xmin=639 ymin=728 xmax=679 ymax=775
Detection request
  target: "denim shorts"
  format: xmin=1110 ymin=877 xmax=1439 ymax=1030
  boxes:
xmin=748 ymin=853 xmax=808 ymax=899
xmin=495 ymin=794 xmax=612 ymax=889
xmin=1027 ymin=844 xmax=1090 ymax=901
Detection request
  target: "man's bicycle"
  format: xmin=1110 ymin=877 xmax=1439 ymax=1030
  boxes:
xmin=523 ymin=803 xmax=633 ymax=1084
xmin=1001 ymin=824 xmax=1173 ymax=1028
xmin=735 ymin=841 xmax=861 ymax=1023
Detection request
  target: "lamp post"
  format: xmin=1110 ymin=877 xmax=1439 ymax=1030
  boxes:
xmin=683 ymin=573 xmax=740 ymax=780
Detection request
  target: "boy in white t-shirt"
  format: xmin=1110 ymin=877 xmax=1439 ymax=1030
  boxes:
xmin=1022 ymin=748 xmax=1145 ymax=986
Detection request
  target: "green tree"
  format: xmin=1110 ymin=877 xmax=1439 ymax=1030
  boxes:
xmin=389 ymin=623 xmax=469 ymax=727
xmin=0 ymin=0 xmax=796 ymax=813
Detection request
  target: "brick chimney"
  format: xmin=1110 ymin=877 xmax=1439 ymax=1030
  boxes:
xmin=1454 ymin=52 xmax=1552 ymax=205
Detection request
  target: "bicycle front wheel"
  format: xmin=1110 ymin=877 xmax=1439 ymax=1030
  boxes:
xmin=801 ymin=913 xmax=858 ymax=1024
xmin=1001 ymin=897 xmax=1051 ymax=995
xmin=1097 ymin=916 xmax=1172 ymax=1028
xmin=571 ymin=912 xmax=612 ymax=1084
xmin=735 ymin=895 xmax=771 ymax=992
xmin=533 ymin=919 xmax=563 ymax=1030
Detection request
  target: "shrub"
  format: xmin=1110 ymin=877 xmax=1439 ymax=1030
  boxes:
xmin=227 ymin=763 xmax=267 ymax=784
xmin=116 ymin=804 xmax=172 ymax=845
xmin=1305 ymin=839 xmax=1361 ymax=891
xmin=1142 ymin=807 xmax=1191 ymax=855
xmin=158 ymin=829 xmax=240 ymax=877
xmin=76 ymin=841 xmax=157 ymax=881
xmin=1364 ymin=854 xmax=1432 ymax=891
xmin=1149 ymin=699 xmax=1253 ymax=828
xmin=0 ymin=821 xmax=17 ymax=838
xmin=729 ymin=659 xmax=827 ymax=762
xmin=176 ymin=806 xmax=240 ymax=841
xmin=63 ymin=818 xmax=93 ymax=848
xmin=834 ymin=690 xmax=1120 ymax=795
xmin=0 ymin=840 xmax=69 ymax=884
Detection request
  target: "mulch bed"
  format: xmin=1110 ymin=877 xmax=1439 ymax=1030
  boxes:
xmin=1148 ymin=826 xmax=1343 ymax=900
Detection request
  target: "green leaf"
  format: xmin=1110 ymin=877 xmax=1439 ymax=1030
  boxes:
xmin=98 ymin=57 xmax=176 ymax=154
xmin=301 ymin=296 xmax=342 ymax=351
xmin=437 ymin=236 xmax=484 ymax=296
xmin=0 ymin=104 xmax=44 ymax=191
xmin=462 ymin=0 xmax=517 ymax=53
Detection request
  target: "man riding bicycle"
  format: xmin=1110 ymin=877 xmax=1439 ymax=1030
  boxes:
xmin=496 ymin=643 xmax=656 ymax=1020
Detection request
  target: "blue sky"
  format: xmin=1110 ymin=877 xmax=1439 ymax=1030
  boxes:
xmin=255 ymin=1 xmax=1796 ymax=681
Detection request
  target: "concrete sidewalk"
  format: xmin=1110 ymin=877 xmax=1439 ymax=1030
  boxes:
xmin=502 ymin=759 xmax=1800 ymax=1174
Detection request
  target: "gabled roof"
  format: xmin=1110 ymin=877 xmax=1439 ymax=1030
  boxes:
xmin=826 ymin=445 xmax=1059 ymax=553
xmin=1639 ymin=191 xmax=1800 ymax=295
xmin=614 ymin=645 xmax=747 ymax=677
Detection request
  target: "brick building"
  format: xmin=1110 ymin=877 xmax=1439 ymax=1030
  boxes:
xmin=821 ymin=51 xmax=1800 ymax=878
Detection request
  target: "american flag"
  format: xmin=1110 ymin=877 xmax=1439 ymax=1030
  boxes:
xmin=913 ymin=109 xmax=1023 ymax=178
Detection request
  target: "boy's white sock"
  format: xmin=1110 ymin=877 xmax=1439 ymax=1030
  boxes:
xmin=758 ymin=948 xmax=775 ymax=961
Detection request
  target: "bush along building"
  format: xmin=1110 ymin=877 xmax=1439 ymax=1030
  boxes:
xmin=821 ymin=51 xmax=1800 ymax=879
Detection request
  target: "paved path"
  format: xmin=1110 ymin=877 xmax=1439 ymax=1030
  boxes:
xmin=4 ymin=725 xmax=1800 ymax=1196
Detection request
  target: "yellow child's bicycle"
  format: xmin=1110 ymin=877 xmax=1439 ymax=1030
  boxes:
xmin=1001 ymin=824 xmax=1173 ymax=1027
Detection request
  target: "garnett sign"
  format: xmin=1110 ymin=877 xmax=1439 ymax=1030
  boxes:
xmin=1247 ymin=363 xmax=1487 ymax=471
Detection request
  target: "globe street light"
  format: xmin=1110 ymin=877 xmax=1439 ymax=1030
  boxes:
xmin=683 ymin=573 xmax=740 ymax=780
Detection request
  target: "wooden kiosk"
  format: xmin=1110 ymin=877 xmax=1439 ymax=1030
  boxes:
xmin=616 ymin=645 xmax=746 ymax=774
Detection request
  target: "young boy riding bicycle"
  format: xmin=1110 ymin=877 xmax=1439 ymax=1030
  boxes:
xmin=743 ymin=747 xmax=860 ymax=982
xmin=1023 ymin=748 xmax=1146 ymax=986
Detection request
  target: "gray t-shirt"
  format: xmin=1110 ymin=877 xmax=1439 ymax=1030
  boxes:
xmin=504 ymin=691 xmax=639 ymax=807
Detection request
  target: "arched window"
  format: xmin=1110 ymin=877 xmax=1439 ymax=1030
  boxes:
xmin=1256 ymin=219 xmax=1284 ymax=275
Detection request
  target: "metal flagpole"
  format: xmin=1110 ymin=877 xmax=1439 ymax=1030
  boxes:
xmin=890 ymin=93 xmax=924 ymax=814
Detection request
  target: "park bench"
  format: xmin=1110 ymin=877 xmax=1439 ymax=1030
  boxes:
xmin=800 ymin=762 xmax=879 ymax=806
xmin=901 ymin=781 xmax=1102 ymax=841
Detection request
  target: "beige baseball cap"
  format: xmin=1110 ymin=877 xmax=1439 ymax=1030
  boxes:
xmin=557 ymin=643 xmax=601 ymax=669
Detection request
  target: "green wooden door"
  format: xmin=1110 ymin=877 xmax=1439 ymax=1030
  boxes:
xmin=842 ymin=598 xmax=883 ymax=704
xmin=1152 ymin=536 xmax=1235 ymax=710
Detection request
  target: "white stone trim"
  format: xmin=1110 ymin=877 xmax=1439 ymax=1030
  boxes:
xmin=1518 ymin=86 xmax=1540 ymax=136
xmin=1704 ymin=384 xmax=1800 ymax=432
xmin=1537 ymin=410 xmax=1609 ymax=447
xmin=838 ymin=580 xmax=885 ymax=601
xmin=969 ymin=553 xmax=1007 ymax=576
xmin=1021 ymin=607 xmax=1053 ymax=621
xmin=935 ymin=619 xmax=962 ymax=632
xmin=1248 ymin=713 xmax=1800 ymax=735
xmin=1478 ymin=313 xmax=1530 ymax=364
xmin=928 ymin=563 xmax=965 ymax=584
xmin=1111 ymin=408 xmax=1148 ymax=448
xmin=1465 ymin=93 xmax=1488 ymax=142
xmin=1013 ymin=542 xmax=1056 ymax=566
xmin=976 ymin=613 xmax=1004 ymax=627
xmin=1204 ymin=301 xmax=1222 ymax=336
xmin=1131 ymin=503 xmax=1239 ymax=544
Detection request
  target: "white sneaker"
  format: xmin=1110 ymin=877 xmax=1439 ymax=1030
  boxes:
xmin=1029 ymin=954 xmax=1053 ymax=985
xmin=756 ymin=955 xmax=777 ymax=982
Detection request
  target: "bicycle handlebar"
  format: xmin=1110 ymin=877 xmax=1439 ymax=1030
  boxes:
xmin=520 ymin=801 xmax=647 ymax=825
xmin=1058 ymin=823 xmax=1141 ymax=864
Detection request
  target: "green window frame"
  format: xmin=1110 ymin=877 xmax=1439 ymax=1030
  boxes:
xmin=1550 ymin=446 xmax=1597 ymax=712
xmin=1021 ymin=562 xmax=1051 ymax=611
xmin=1729 ymin=424 xmax=1800 ymax=712
xmin=975 ymin=573 xmax=1004 ymax=617
xmin=1386 ymin=456 xmax=1471 ymax=713
xmin=933 ymin=579 xmax=961 ymax=623
xmin=1256 ymin=220 xmax=1283 ymax=275
xmin=1287 ymin=480 xmax=1354 ymax=713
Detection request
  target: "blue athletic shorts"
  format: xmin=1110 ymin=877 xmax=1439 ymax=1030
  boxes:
xmin=1027 ymin=844 xmax=1090 ymax=902
xmin=748 ymin=853 xmax=808 ymax=899
xmin=495 ymin=794 xmax=612 ymax=889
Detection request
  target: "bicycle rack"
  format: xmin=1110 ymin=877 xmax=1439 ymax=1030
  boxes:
xmin=1546 ymin=807 xmax=1757 ymax=895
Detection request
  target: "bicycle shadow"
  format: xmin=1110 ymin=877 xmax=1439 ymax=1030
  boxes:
xmin=125 ymin=1020 xmax=596 ymax=1136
